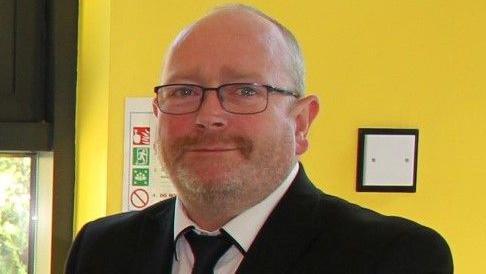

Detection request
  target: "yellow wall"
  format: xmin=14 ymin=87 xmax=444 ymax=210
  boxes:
xmin=77 ymin=1 xmax=486 ymax=272
xmin=76 ymin=0 xmax=110 ymax=228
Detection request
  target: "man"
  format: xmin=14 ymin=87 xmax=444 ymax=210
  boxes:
xmin=66 ymin=4 xmax=453 ymax=274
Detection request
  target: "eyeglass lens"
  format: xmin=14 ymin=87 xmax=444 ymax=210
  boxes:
xmin=156 ymin=84 xmax=269 ymax=114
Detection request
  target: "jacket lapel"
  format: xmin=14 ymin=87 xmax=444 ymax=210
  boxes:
xmin=131 ymin=199 xmax=176 ymax=274
xmin=236 ymin=165 xmax=325 ymax=274
xmin=126 ymin=166 xmax=325 ymax=274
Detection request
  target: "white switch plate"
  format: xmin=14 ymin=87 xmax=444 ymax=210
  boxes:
xmin=357 ymin=128 xmax=418 ymax=192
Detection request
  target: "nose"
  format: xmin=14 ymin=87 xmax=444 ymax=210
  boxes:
xmin=195 ymin=90 xmax=227 ymax=130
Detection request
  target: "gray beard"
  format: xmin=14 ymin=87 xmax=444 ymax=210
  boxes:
xmin=174 ymin=165 xmax=248 ymax=216
xmin=156 ymin=126 xmax=296 ymax=219
xmin=168 ymin=146 xmax=295 ymax=219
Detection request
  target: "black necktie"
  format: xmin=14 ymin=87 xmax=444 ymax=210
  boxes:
xmin=185 ymin=230 xmax=233 ymax=274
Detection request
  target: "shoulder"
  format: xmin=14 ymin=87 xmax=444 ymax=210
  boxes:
xmin=294 ymin=165 xmax=450 ymax=251
xmin=65 ymin=197 xmax=176 ymax=272
xmin=316 ymin=192 xmax=443 ymax=241
xmin=290 ymin=166 xmax=452 ymax=272
xmin=79 ymin=197 xmax=176 ymax=236
xmin=312 ymin=191 xmax=453 ymax=272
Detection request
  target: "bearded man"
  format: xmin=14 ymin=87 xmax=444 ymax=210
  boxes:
xmin=66 ymin=4 xmax=453 ymax=274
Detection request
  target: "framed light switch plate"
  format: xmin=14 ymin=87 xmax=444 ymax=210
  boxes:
xmin=356 ymin=128 xmax=419 ymax=192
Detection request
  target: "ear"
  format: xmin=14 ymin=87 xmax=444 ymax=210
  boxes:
xmin=292 ymin=95 xmax=320 ymax=156
xmin=152 ymin=97 xmax=160 ymax=117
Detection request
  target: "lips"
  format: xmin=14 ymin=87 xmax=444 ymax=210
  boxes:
xmin=171 ymin=134 xmax=254 ymax=160
xmin=186 ymin=146 xmax=239 ymax=152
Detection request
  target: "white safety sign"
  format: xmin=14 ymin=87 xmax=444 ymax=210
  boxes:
xmin=123 ymin=98 xmax=176 ymax=211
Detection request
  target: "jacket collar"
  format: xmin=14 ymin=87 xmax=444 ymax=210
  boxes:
xmin=236 ymin=163 xmax=324 ymax=274
xmin=128 ymin=164 xmax=323 ymax=274
xmin=131 ymin=198 xmax=176 ymax=274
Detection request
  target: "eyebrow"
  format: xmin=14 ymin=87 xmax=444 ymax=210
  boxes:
xmin=220 ymin=66 xmax=263 ymax=82
xmin=163 ymin=69 xmax=202 ymax=84
xmin=163 ymin=65 xmax=264 ymax=85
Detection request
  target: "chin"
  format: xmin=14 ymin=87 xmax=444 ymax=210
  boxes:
xmin=183 ymin=166 xmax=236 ymax=184
xmin=184 ymin=153 xmax=245 ymax=171
xmin=174 ymin=167 xmax=243 ymax=201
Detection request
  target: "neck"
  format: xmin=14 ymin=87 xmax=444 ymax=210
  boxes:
xmin=180 ymin=198 xmax=244 ymax=231
xmin=175 ymin=161 xmax=298 ymax=231
xmin=178 ymin=176 xmax=283 ymax=230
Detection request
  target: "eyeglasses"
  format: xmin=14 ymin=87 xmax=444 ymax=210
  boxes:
xmin=153 ymin=83 xmax=298 ymax=114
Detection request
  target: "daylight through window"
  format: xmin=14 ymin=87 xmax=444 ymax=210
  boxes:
xmin=0 ymin=153 xmax=36 ymax=274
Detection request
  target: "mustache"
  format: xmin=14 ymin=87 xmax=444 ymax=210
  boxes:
xmin=173 ymin=133 xmax=254 ymax=160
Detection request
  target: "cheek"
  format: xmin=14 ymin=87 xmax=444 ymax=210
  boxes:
xmin=265 ymin=108 xmax=296 ymax=147
xmin=230 ymin=114 xmax=273 ymax=138
xmin=158 ymin=116 xmax=193 ymax=141
xmin=243 ymin=111 xmax=293 ymax=143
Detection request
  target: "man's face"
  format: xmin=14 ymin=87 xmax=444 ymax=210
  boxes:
xmin=154 ymin=11 xmax=303 ymax=210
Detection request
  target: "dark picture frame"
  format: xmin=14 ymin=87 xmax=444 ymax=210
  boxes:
xmin=356 ymin=128 xmax=419 ymax=192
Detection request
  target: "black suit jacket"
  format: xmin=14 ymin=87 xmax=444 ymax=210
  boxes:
xmin=66 ymin=166 xmax=453 ymax=273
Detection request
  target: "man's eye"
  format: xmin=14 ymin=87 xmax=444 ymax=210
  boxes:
xmin=237 ymin=87 xmax=257 ymax=96
xmin=171 ymin=87 xmax=196 ymax=97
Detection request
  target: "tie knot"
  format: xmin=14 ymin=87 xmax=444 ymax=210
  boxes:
xmin=185 ymin=230 xmax=233 ymax=274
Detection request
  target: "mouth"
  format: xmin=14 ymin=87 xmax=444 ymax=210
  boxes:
xmin=174 ymin=135 xmax=253 ymax=160
xmin=187 ymin=147 xmax=240 ymax=153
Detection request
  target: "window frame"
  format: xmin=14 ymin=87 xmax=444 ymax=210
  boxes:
xmin=0 ymin=0 xmax=78 ymax=273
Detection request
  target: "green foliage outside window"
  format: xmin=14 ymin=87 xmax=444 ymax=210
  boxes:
xmin=0 ymin=156 xmax=31 ymax=274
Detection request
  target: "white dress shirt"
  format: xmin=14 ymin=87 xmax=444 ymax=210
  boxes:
xmin=171 ymin=163 xmax=299 ymax=274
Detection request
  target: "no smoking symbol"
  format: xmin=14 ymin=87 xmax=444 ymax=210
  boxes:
xmin=130 ymin=189 xmax=149 ymax=209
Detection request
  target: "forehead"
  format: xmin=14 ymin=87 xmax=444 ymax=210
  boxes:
xmin=162 ymin=10 xmax=291 ymax=85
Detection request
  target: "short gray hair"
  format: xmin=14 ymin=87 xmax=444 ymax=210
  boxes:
xmin=209 ymin=4 xmax=306 ymax=97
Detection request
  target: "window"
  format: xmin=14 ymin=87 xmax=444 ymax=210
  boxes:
xmin=0 ymin=0 xmax=77 ymax=271
xmin=0 ymin=153 xmax=36 ymax=274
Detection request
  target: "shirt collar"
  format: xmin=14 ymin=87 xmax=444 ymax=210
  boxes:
xmin=173 ymin=163 xmax=299 ymax=252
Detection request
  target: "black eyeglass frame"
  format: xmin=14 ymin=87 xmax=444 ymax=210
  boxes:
xmin=153 ymin=83 xmax=299 ymax=115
